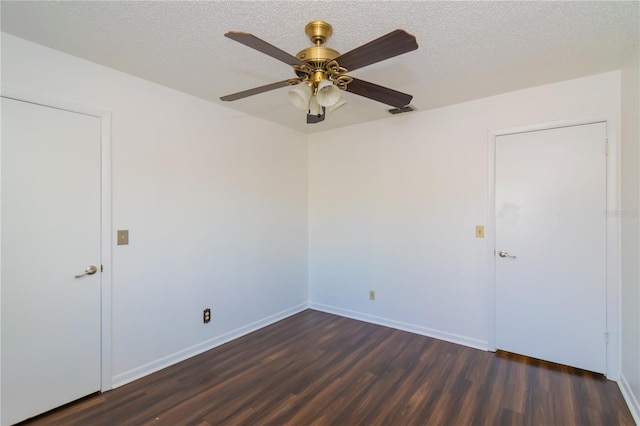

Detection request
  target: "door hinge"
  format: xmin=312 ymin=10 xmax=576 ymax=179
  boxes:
xmin=604 ymin=332 xmax=609 ymax=345
xmin=605 ymin=139 xmax=609 ymax=156
xmin=101 ymin=264 xmax=103 ymax=273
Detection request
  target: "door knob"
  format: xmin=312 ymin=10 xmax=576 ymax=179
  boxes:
xmin=75 ymin=265 xmax=98 ymax=278
xmin=498 ymin=250 xmax=517 ymax=259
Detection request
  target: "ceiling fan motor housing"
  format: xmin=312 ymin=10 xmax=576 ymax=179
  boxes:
xmin=295 ymin=21 xmax=344 ymax=89
xmin=296 ymin=46 xmax=340 ymax=67
xmin=296 ymin=21 xmax=340 ymax=69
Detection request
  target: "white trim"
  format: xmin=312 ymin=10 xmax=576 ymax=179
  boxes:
xmin=1 ymin=87 xmax=114 ymax=391
xmin=310 ymin=303 xmax=488 ymax=351
xmin=487 ymin=132 xmax=497 ymax=352
xmin=111 ymin=303 xmax=309 ymax=388
xmin=1 ymin=87 xmax=111 ymax=121
xmin=487 ymin=115 xmax=620 ymax=380
xmin=619 ymin=374 xmax=640 ymax=424
xmin=99 ymin=112 xmax=113 ymax=391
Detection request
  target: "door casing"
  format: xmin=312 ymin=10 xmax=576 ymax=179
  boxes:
xmin=0 ymin=87 xmax=113 ymax=391
xmin=487 ymin=116 xmax=619 ymax=379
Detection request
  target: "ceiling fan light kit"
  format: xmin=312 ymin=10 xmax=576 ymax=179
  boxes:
xmin=221 ymin=21 xmax=418 ymax=124
xmin=316 ymin=79 xmax=341 ymax=107
xmin=288 ymin=84 xmax=312 ymax=110
xmin=308 ymin=97 xmax=321 ymax=116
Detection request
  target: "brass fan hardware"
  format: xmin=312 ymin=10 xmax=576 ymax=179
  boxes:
xmin=221 ymin=21 xmax=418 ymax=124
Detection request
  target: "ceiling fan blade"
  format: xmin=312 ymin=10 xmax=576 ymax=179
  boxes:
xmin=335 ymin=30 xmax=418 ymax=72
xmin=346 ymin=78 xmax=412 ymax=108
xmin=220 ymin=80 xmax=296 ymax=102
xmin=225 ymin=31 xmax=306 ymax=67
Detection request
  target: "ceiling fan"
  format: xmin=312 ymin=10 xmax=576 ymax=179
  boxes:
xmin=220 ymin=21 xmax=418 ymax=124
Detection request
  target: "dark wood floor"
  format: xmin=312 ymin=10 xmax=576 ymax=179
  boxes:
xmin=21 ymin=309 xmax=634 ymax=426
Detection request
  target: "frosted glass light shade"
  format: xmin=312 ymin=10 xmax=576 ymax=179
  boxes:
xmin=288 ymin=84 xmax=312 ymax=110
xmin=316 ymin=79 xmax=341 ymax=107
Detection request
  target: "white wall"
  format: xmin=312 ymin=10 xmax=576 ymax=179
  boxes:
xmin=620 ymin=47 xmax=640 ymax=422
xmin=1 ymin=34 xmax=309 ymax=385
xmin=308 ymin=72 xmax=621 ymax=350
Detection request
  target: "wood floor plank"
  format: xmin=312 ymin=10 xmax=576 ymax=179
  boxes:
xmin=18 ymin=309 xmax=635 ymax=426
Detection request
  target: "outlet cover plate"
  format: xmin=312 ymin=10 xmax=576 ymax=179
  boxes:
xmin=117 ymin=230 xmax=129 ymax=245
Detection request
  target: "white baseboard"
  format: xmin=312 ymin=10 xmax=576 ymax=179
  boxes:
xmin=309 ymin=303 xmax=488 ymax=351
xmin=111 ymin=303 xmax=309 ymax=388
xmin=619 ymin=373 xmax=640 ymax=425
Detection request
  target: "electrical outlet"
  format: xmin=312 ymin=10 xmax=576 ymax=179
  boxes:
xmin=117 ymin=230 xmax=129 ymax=245
xmin=475 ymin=225 xmax=485 ymax=238
xmin=203 ymin=308 xmax=211 ymax=324
xmin=369 ymin=290 xmax=375 ymax=301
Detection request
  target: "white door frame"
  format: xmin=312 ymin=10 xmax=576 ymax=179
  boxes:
xmin=0 ymin=87 xmax=113 ymax=391
xmin=487 ymin=115 xmax=620 ymax=380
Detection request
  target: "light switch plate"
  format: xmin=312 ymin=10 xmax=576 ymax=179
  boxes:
xmin=117 ymin=230 xmax=129 ymax=245
xmin=475 ymin=225 xmax=484 ymax=238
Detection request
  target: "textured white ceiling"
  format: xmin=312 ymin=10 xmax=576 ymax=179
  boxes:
xmin=1 ymin=1 xmax=638 ymax=133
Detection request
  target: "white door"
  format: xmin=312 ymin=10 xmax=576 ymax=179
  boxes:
xmin=495 ymin=122 xmax=607 ymax=374
xmin=1 ymin=97 xmax=102 ymax=425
